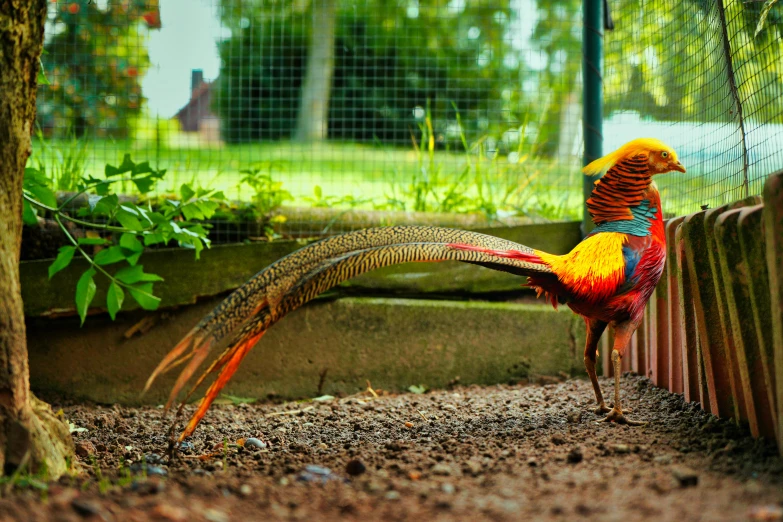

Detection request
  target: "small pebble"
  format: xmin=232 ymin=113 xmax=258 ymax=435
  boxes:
xmin=75 ymin=441 xmax=96 ymax=458
xmin=567 ymin=410 xmax=582 ymax=424
xmin=653 ymin=455 xmax=673 ymax=465
xmin=179 ymin=441 xmax=195 ymax=452
xmin=464 ymin=460 xmax=482 ymax=476
xmin=305 ymin=465 xmax=332 ymax=476
xmin=385 ymin=491 xmax=401 ymax=501
xmin=345 ymin=459 xmax=366 ymax=476
xmin=431 ymin=463 xmax=453 ymax=476
xmin=551 ymin=433 xmax=566 ymax=445
xmin=297 ymin=465 xmax=344 ymax=484
xmin=71 ymin=498 xmax=102 ymax=517
xmin=404 ymin=421 xmax=414 ymax=428
xmin=748 ymin=505 xmax=783 ymax=521
xmin=527 ymin=457 xmax=538 ymax=467
xmin=129 ymin=463 xmax=168 ymax=476
xmin=611 ymin=444 xmax=631 ymax=454
xmin=144 ymin=453 xmax=162 ymax=465
xmin=567 ymin=447 xmax=583 ymax=464
xmin=244 ymin=438 xmax=267 ymax=450
xmin=671 ymin=466 xmax=699 ymax=488
xmin=239 ymin=484 xmax=253 ymax=496
xmin=203 ymin=508 xmax=229 ymax=522
xmin=442 ymin=483 xmax=456 ymax=494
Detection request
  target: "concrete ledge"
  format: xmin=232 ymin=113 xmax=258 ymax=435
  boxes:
xmin=21 ymin=221 xmax=581 ymax=317
xmin=27 ymin=296 xmax=586 ymax=405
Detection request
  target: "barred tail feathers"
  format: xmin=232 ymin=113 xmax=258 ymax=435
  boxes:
xmin=147 ymin=226 xmax=556 ymax=439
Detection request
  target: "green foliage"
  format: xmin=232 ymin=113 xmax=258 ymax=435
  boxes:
xmin=22 ymin=155 xmax=223 ymax=325
xmin=604 ymin=0 xmax=783 ymax=124
xmin=36 ymin=0 xmax=161 ymax=139
xmin=302 ymin=185 xmax=371 ymax=209
xmin=755 ymin=0 xmax=781 ymax=36
xmin=239 ymin=165 xmax=295 ymax=230
xmin=30 ymin=129 xmax=88 ymax=192
xmin=408 ymin=384 xmax=429 ymax=394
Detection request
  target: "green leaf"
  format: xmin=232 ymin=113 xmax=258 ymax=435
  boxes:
xmin=128 ymin=283 xmax=160 ymax=311
xmin=37 ymin=58 xmax=49 ymax=85
xmin=24 ymin=168 xmax=49 ymax=186
xmin=194 ymin=200 xmax=219 ymax=219
xmin=93 ymin=194 xmax=119 ymax=216
xmin=22 ymin=200 xmax=39 ymax=225
xmin=29 ymin=184 xmax=57 ymax=208
xmin=77 ymin=237 xmax=110 ymax=246
xmin=94 ymin=246 xmax=127 ymax=266
xmin=131 ymin=176 xmax=155 ymax=194
xmin=119 ymin=233 xmax=144 ymax=265
xmin=142 ymin=232 xmax=165 ymax=246
xmin=106 ymin=282 xmax=124 ymax=320
xmin=755 ymin=0 xmax=780 ymax=36
xmin=48 ymin=246 xmax=76 ymax=279
xmin=408 ymin=384 xmax=429 ymax=394
xmin=75 ymin=268 xmax=97 ymax=326
xmin=115 ymin=208 xmax=143 ymax=231
xmin=115 ymin=265 xmax=164 ymax=285
xmin=180 ymin=202 xmax=204 ymax=221
xmin=119 ymin=233 xmax=143 ymax=252
xmin=131 ymin=162 xmax=152 ymax=176
xmin=180 ymin=184 xmax=196 ymax=202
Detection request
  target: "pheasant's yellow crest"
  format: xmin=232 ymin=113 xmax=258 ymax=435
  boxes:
xmin=582 ymin=138 xmax=679 ymax=176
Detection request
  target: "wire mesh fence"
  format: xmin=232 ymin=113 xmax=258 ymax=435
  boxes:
xmin=33 ymin=0 xmax=783 ymax=244
xmin=604 ymin=0 xmax=783 ymax=217
xmin=34 ymin=0 xmax=585 ymax=242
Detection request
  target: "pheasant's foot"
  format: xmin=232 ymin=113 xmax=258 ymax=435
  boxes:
xmin=594 ymin=403 xmax=612 ymax=415
xmin=598 ymin=408 xmax=647 ymax=426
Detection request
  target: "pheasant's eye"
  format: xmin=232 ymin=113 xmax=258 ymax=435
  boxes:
xmin=661 ymin=151 xmax=669 ymax=158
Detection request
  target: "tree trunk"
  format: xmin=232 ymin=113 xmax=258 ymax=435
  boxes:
xmin=0 ymin=0 xmax=73 ymax=478
xmin=294 ymin=0 xmax=337 ymax=142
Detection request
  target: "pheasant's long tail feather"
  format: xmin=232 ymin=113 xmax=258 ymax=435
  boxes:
xmin=177 ymin=331 xmax=266 ymax=441
xmin=147 ymin=226 xmax=554 ymax=437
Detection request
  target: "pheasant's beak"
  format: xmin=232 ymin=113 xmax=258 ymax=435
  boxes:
xmin=671 ymin=161 xmax=686 ymax=173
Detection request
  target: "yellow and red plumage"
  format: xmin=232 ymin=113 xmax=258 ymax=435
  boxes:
xmin=146 ymin=138 xmax=685 ymax=438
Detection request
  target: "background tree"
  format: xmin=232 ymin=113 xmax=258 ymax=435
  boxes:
xmin=36 ymin=0 xmax=161 ymax=139
xmin=0 ymin=0 xmax=73 ymax=478
xmin=294 ymin=0 xmax=337 ymax=142
xmin=214 ymin=0 xmax=518 ymax=147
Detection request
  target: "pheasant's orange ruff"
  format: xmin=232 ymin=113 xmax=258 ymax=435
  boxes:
xmin=534 ymin=232 xmax=627 ymax=303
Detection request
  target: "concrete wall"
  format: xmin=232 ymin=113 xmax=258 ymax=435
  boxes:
xmin=21 ymin=222 xmax=587 ymax=405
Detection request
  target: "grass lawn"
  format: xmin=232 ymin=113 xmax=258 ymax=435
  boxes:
xmin=29 ymin=137 xmax=741 ymax=221
xmin=29 ymin=138 xmax=587 ymax=221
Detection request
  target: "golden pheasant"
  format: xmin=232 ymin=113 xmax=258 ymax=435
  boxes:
xmin=145 ymin=138 xmax=685 ymax=439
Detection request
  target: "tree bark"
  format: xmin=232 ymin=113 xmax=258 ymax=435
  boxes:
xmin=0 ymin=0 xmax=73 ymax=477
xmin=294 ymin=0 xmax=337 ymax=142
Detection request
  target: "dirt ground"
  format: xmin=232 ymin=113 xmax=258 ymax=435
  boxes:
xmin=1 ymin=375 xmax=782 ymax=521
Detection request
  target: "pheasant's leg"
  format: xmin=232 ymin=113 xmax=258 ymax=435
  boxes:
xmin=583 ymin=318 xmax=610 ymax=414
xmin=600 ymin=320 xmax=646 ymax=426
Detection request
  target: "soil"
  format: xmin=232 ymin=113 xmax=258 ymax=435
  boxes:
xmin=2 ymin=375 xmax=782 ymax=521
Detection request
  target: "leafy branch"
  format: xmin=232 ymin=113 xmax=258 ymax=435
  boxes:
xmin=23 ymin=154 xmax=224 ymax=325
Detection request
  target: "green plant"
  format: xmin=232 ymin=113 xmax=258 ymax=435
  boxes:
xmin=0 ymin=453 xmax=49 ymax=498
xmin=22 ymin=154 xmax=224 ymax=325
xmin=31 ymin=129 xmax=89 ymax=192
xmin=302 ymin=185 xmax=370 ymax=209
xmin=239 ymin=164 xmax=294 ymax=218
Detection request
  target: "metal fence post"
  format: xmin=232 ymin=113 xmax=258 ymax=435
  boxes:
xmin=582 ymin=0 xmax=604 ymax=235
